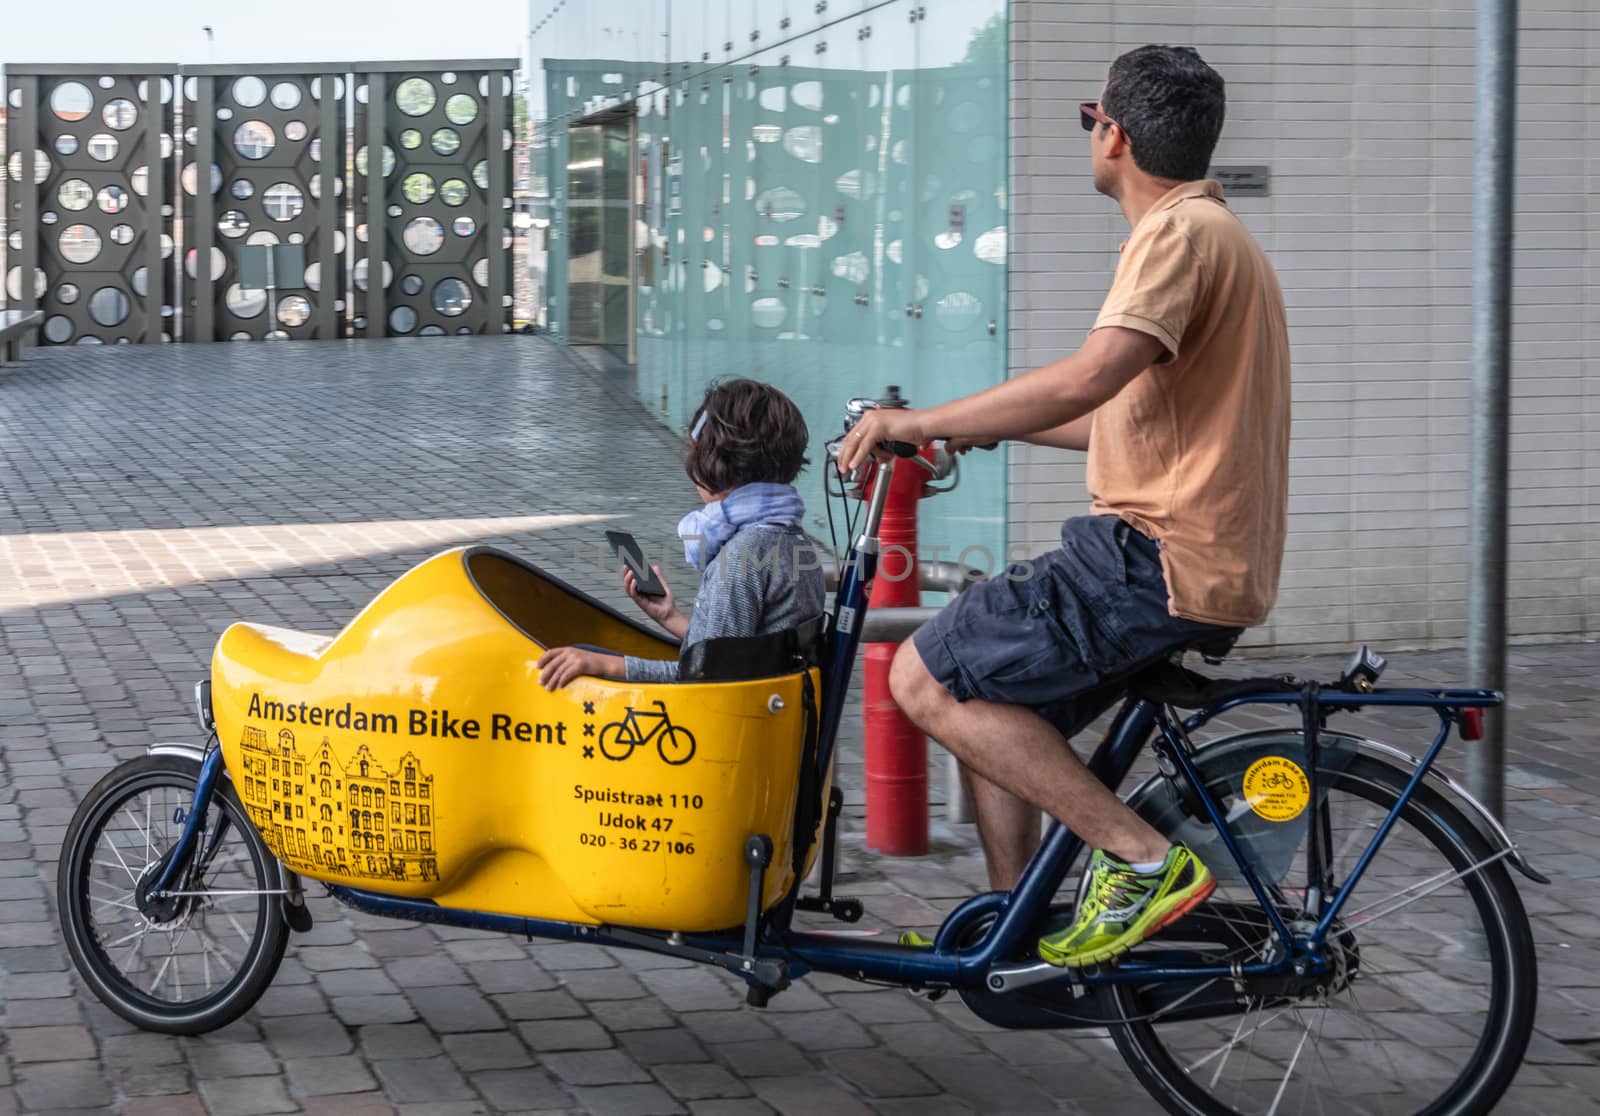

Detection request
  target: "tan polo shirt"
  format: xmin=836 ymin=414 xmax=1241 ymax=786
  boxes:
xmin=1088 ymin=179 xmax=1290 ymax=628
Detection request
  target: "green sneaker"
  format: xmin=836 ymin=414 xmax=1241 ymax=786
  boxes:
xmin=1038 ymin=845 xmax=1214 ymax=968
xmin=897 ymin=930 xmax=935 ymax=948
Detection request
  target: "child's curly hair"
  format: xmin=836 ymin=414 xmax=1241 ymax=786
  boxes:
xmin=685 ymin=379 xmax=810 ymax=493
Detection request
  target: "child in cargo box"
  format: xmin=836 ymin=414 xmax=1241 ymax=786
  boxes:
xmin=537 ymin=379 xmax=826 ymax=689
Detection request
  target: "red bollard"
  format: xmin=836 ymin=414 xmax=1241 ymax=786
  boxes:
xmin=863 ymin=439 xmax=931 ymax=856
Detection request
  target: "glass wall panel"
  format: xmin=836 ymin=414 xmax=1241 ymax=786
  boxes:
xmin=531 ymin=0 xmax=1008 ymax=573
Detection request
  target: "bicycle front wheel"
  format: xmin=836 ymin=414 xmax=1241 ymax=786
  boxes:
xmin=1109 ymin=749 xmax=1536 ymax=1116
xmin=58 ymin=754 xmax=289 ymax=1035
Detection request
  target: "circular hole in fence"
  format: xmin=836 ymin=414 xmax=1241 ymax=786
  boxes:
xmin=403 ymin=216 xmax=444 ymax=255
xmin=59 ymin=224 xmax=103 ymax=264
xmin=51 ymin=82 xmax=94 ymax=122
xmin=233 ymin=76 xmax=267 ymax=107
xmin=433 ymin=277 xmax=472 ymax=317
xmin=88 ymin=286 xmax=130 ymax=326
xmin=224 ymin=283 xmax=267 ymax=319
xmin=396 ymin=77 xmax=436 ymax=116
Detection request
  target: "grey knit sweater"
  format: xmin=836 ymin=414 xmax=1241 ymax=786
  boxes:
xmin=624 ymin=525 xmax=827 ymax=683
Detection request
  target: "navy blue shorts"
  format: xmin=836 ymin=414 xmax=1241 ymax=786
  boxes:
xmin=912 ymin=516 xmax=1240 ymax=739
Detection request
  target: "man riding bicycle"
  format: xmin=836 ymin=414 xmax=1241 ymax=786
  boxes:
xmin=838 ymin=45 xmax=1291 ymax=967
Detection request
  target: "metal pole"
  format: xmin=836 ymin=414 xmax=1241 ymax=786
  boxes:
xmin=1465 ymin=0 xmax=1518 ymax=821
xmin=316 ymin=72 xmax=337 ymax=339
xmin=195 ymin=76 xmax=215 ymax=342
xmin=142 ymin=74 xmax=165 ymax=343
xmin=365 ymin=72 xmax=387 ymax=337
xmin=486 ymin=69 xmax=508 ymax=334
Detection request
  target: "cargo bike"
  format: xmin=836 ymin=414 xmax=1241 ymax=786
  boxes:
xmin=60 ymin=397 xmax=1541 ymax=1115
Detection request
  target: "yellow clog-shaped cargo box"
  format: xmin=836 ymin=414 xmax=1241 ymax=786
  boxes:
xmin=212 ymin=546 xmax=823 ymax=933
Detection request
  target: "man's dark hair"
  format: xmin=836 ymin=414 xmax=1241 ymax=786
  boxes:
xmin=685 ymin=379 xmax=810 ymax=492
xmin=1100 ymin=45 xmax=1226 ymax=183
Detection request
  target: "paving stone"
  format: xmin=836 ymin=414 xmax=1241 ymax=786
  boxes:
xmin=677 ymin=1011 xmax=777 ymax=1046
xmin=262 ymin=1013 xmax=355 ymax=1059
xmin=317 ymin=968 xmax=404 ymax=998
xmin=385 ymin=954 xmax=472 ymax=989
xmin=184 ymin=1041 xmax=279 ymax=1078
xmin=116 ymin=1061 xmax=195 ymax=1097
xmin=556 ymin=968 xmax=648 ymax=1001
xmin=102 ymin=1032 xmax=185 ymax=1068
xmin=652 ymin=1062 xmax=754 ymax=1100
xmin=358 ymin=1024 xmax=445 ymax=1062
xmin=871 ymin=1022 xmax=980 ymax=1060
xmin=411 ymin=985 xmax=505 ymax=1033
xmin=442 ymin=1031 xmax=535 ymax=1072
xmin=541 ymin=1049 xmax=653 ymax=1086
xmin=588 ymin=998 xmax=679 ymax=1033
xmin=822 ymin=1050 xmax=939 ymax=1098
xmin=764 ymin=1010 xmax=871 ymax=1052
xmin=912 ymin=1054 xmax=1059 ymax=1113
xmin=364 ymin=928 xmax=444 ymax=958
xmin=464 ymin=959 xmax=560 ymax=995
xmin=712 ymin=1040 xmax=816 ymax=1078
xmin=124 ymin=1097 xmax=207 ymax=1116
xmin=619 ymin=1027 xmax=712 ymax=1066
xmin=494 ymin=989 xmax=589 ymax=1021
xmin=518 ymin=1019 xmax=615 ymax=1052
xmin=300 ymin=1095 xmax=399 ymax=1116
xmin=572 ymin=1083 xmax=688 ymax=1115
xmin=14 ymin=1061 xmax=113 ymax=1111
xmin=196 ymin=1075 xmax=300 ymax=1116
xmin=747 ymin=1076 xmax=874 ymax=1116
xmin=4 ymin=1025 xmax=97 ymax=1063
xmin=286 ymin=1055 xmax=380 ymax=1096
xmin=333 ymin=995 xmax=420 ymax=1026
xmin=468 ymin=1068 xmax=572 ymax=1111
xmin=371 ymin=1057 xmax=476 ymax=1104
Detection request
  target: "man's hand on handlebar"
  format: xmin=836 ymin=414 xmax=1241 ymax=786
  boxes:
xmin=836 ymin=407 xmax=926 ymax=473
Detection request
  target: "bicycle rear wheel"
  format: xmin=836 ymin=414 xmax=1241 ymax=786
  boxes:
xmin=1108 ymin=749 xmax=1535 ymax=1116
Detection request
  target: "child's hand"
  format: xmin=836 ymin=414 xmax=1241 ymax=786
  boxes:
xmin=623 ymin=565 xmax=678 ymax=626
xmin=537 ymin=647 xmax=622 ymax=690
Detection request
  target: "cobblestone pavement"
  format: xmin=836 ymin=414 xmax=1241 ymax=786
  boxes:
xmin=2 ymin=340 xmax=1598 ymax=1115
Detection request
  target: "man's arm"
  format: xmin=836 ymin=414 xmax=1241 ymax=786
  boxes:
xmin=838 ymin=327 xmax=1162 ymax=470
xmin=1020 ymin=413 xmax=1095 ymax=452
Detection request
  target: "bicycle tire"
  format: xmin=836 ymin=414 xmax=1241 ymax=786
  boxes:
xmin=597 ymin=722 xmax=637 ymax=761
xmin=1109 ymin=750 xmax=1536 ymax=1116
xmin=59 ymin=754 xmax=289 ymax=1035
xmin=658 ymin=726 xmax=696 ymax=766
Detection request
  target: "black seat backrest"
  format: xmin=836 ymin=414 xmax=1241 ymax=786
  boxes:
xmin=677 ymin=615 xmax=826 ymax=682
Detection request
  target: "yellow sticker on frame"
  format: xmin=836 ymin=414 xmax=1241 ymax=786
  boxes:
xmin=1242 ymin=756 xmax=1311 ymax=823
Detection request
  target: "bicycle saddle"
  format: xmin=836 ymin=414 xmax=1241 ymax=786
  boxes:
xmin=1127 ymin=659 xmax=1298 ymax=710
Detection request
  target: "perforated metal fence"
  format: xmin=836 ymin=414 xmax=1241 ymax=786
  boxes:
xmin=3 ymin=58 xmax=516 ymax=344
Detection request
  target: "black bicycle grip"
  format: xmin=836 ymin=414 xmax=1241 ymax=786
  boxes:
xmin=882 ymin=441 xmax=920 ymax=458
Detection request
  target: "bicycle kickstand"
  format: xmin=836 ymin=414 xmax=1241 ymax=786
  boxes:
xmin=795 ymin=787 xmax=864 ymax=923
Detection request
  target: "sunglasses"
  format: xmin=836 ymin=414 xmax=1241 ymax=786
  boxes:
xmin=1079 ymin=102 xmax=1117 ymax=133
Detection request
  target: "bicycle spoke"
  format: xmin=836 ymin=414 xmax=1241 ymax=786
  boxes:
xmin=1265 ymin=1015 xmax=1312 ymax=1116
xmin=100 ymin=838 xmax=141 ymax=884
xmin=1341 ymin=850 xmax=1508 ymax=928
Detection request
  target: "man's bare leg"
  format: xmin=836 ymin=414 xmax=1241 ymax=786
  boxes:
xmin=959 ymin=767 xmax=1041 ymax=890
xmin=890 ymin=638 xmax=1170 ymax=884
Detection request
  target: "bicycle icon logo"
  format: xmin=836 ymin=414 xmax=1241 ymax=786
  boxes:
xmin=1259 ymin=770 xmax=1298 ymax=791
xmin=598 ymin=700 xmax=697 ymax=766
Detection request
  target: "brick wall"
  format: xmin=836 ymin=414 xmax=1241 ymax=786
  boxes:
xmin=1008 ymin=0 xmax=1599 ymax=651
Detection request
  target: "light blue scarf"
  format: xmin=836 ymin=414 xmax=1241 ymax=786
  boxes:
xmin=678 ymin=483 xmax=807 ymax=571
